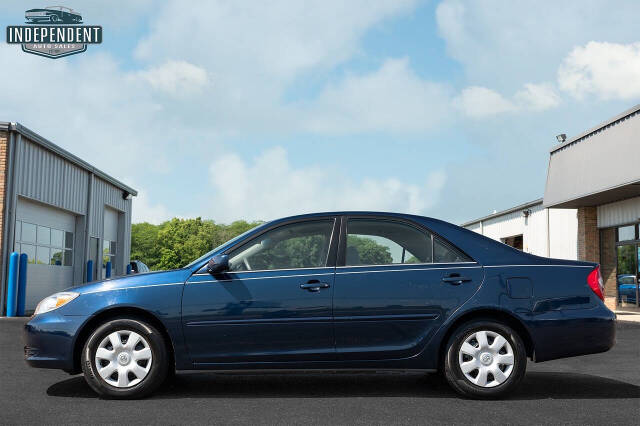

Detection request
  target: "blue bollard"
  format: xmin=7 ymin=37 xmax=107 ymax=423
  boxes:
xmin=126 ymin=264 xmax=132 ymax=275
xmin=17 ymin=253 xmax=28 ymax=316
xmin=86 ymin=259 xmax=93 ymax=282
xmin=106 ymin=261 xmax=112 ymax=278
xmin=6 ymin=252 xmax=19 ymax=317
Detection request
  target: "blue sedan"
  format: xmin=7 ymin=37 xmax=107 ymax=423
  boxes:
xmin=24 ymin=212 xmax=616 ymax=399
xmin=617 ymin=274 xmax=639 ymax=304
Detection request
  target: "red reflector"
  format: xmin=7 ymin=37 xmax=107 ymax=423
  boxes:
xmin=587 ymin=265 xmax=604 ymax=301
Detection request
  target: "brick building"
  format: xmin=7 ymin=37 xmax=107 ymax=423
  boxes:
xmin=1 ymin=122 xmax=137 ymax=314
xmin=463 ymin=105 xmax=640 ymax=311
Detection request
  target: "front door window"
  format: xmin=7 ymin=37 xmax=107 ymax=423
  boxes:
xmin=227 ymin=220 xmax=334 ymax=271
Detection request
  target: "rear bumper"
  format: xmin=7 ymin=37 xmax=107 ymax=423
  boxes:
xmin=530 ymin=305 xmax=616 ymax=363
xmin=23 ymin=312 xmax=87 ymax=372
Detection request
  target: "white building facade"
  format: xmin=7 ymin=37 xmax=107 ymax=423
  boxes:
xmin=462 ymin=199 xmax=578 ymax=261
xmin=462 ymin=104 xmax=640 ymax=311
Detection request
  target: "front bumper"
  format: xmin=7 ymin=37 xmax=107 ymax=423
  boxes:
xmin=23 ymin=311 xmax=87 ymax=372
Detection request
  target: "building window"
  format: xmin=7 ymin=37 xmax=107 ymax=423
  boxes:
xmin=14 ymin=221 xmax=73 ymax=266
xmin=501 ymin=235 xmax=524 ymax=251
xmin=614 ymin=222 xmax=639 ymax=308
xmin=617 ymin=224 xmax=638 ymax=242
xmin=103 ymin=239 xmax=117 ymax=277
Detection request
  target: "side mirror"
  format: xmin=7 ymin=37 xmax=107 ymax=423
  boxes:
xmin=207 ymin=254 xmax=229 ymax=274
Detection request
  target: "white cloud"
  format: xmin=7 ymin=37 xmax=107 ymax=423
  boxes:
xmin=136 ymin=60 xmax=209 ymax=95
xmin=208 ymin=147 xmax=446 ymax=222
xmin=558 ymin=41 xmax=640 ymax=100
xmin=0 ymin=47 xmax=173 ymax=175
xmin=128 ymin=0 xmax=421 ymax=135
xmin=0 ymin=1 xmax=447 ymax=224
xmin=303 ymin=58 xmax=452 ymax=133
xmin=454 ymin=86 xmax=515 ymax=118
xmin=436 ymin=0 xmax=640 ymax=88
xmin=131 ymin=187 xmax=173 ymax=225
xmin=135 ymin=0 xmax=417 ymax=80
xmin=455 ymin=83 xmax=561 ymax=118
xmin=514 ymin=83 xmax=561 ymax=110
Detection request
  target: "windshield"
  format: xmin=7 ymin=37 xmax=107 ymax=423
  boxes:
xmin=184 ymin=222 xmax=269 ymax=268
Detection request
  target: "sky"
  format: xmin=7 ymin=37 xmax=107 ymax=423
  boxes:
xmin=1 ymin=0 xmax=639 ymax=225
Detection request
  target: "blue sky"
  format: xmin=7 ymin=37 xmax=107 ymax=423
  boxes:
xmin=1 ymin=0 xmax=639 ymax=224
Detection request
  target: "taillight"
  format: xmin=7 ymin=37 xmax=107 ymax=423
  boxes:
xmin=587 ymin=265 xmax=604 ymax=301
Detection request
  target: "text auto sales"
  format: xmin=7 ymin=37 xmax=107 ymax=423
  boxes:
xmin=6 ymin=26 xmax=102 ymax=44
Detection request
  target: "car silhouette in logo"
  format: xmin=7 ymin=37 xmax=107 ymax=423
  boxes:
xmin=25 ymin=6 xmax=82 ymax=24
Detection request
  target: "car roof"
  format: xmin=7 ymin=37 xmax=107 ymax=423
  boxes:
xmin=261 ymin=211 xmax=586 ymax=267
xmin=268 ymin=211 xmax=428 ymax=222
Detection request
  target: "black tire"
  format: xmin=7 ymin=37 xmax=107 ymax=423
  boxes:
xmin=443 ymin=319 xmax=526 ymax=399
xmin=81 ymin=318 xmax=168 ymax=399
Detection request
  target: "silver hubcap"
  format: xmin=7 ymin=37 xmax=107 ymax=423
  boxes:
xmin=95 ymin=330 xmax=153 ymax=388
xmin=458 ymin=330 xmax=514 ymax=388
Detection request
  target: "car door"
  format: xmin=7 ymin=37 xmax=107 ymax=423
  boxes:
xmin=182 ymin=217 xmax=339 ymax=365
xmin=333 ymin=216 xmax=484 ymax=360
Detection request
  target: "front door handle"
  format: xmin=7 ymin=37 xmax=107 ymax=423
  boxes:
xmin=300 ymin=280 xmax=330 ymax=292
xmin=442 ymin=274 xmax=472 ymax=285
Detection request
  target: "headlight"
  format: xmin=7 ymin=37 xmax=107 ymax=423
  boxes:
xmin=33 ymin=292 xmax=79 ymax=315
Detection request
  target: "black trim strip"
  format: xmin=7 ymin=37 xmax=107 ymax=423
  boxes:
xmin=334 ymin=313 xmax=439 ymax=322
xmin=186 ymin=317 xmax=333 ymax=326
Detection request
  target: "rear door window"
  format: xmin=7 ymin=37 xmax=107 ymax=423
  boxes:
xmin=345 ymin=219 xmax=433 ymax=266
xmin=433 ymin=237 xmax=471 ymax=263
xmin=345 ymin=218 xmax=472 ymax=266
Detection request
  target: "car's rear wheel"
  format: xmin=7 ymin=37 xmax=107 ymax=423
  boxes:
xmin=443 ymin=320 xmax=526 ymax=399
xmin=81 ymin=318 xmax=168 ymax=399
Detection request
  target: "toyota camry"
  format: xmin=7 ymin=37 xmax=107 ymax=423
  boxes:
xmin=24 ymin=212 xmax=616 ymax=399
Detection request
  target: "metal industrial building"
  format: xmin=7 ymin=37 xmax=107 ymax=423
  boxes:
xmin=461 ymin=199 xmax=578 ymax=260
xmin=463 ymin=104 xmax=640 ymax=311
xmin=0 ymin=122 xmax=137 ymax=314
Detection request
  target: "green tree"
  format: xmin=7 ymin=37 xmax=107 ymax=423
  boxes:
xmin=130 ymin=222 xmax=162 ymax=268
xmin=248 ymin=235 xmax=328 ymax=270
xmin=211 ymin=220 xmax=261 ymax=249
xmin=404 ymin=255 xmax=420 ymax=264
xmin=130 ymin=218 xmax=262 ymax=271
xmin=155 ymin=217 xmax=219 ymax=270
xmin=346 ymin=235 xmax=393 ymax=265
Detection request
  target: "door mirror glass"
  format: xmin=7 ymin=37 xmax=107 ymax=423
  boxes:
xmin=207 ymin=254 xmax=229 ymax=274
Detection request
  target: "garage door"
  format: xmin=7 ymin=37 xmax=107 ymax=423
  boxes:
xmin=14 ymin=198 xmax=76 ymax=311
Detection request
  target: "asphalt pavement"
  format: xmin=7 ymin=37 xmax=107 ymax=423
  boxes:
xmin=1 ymin=318 xmax=638 ymax=425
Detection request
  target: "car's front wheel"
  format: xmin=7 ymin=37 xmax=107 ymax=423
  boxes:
xmin=443 ymin=319 xmax=526 ymax=399
xmin=81 ymin=318 xmax=168 ymax=399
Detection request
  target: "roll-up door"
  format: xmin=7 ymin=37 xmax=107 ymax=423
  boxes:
xmin=14 ymin=198 xmax=76 ymax=311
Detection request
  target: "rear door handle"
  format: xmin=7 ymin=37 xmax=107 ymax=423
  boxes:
xmin=300 ymin=280 xmax=330 ymax=292
xmin=442 ymin=274 xmax=472 ymax=285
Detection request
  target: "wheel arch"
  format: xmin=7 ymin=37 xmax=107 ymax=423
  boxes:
xmin=71 ymin=306 xmax=175 ymax=375
xmin=437 ymin=308 xmax=535 ymax=368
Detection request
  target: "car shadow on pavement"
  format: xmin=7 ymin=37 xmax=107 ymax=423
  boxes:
xmin=47 ymin=371 xmax=640 ymax=400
